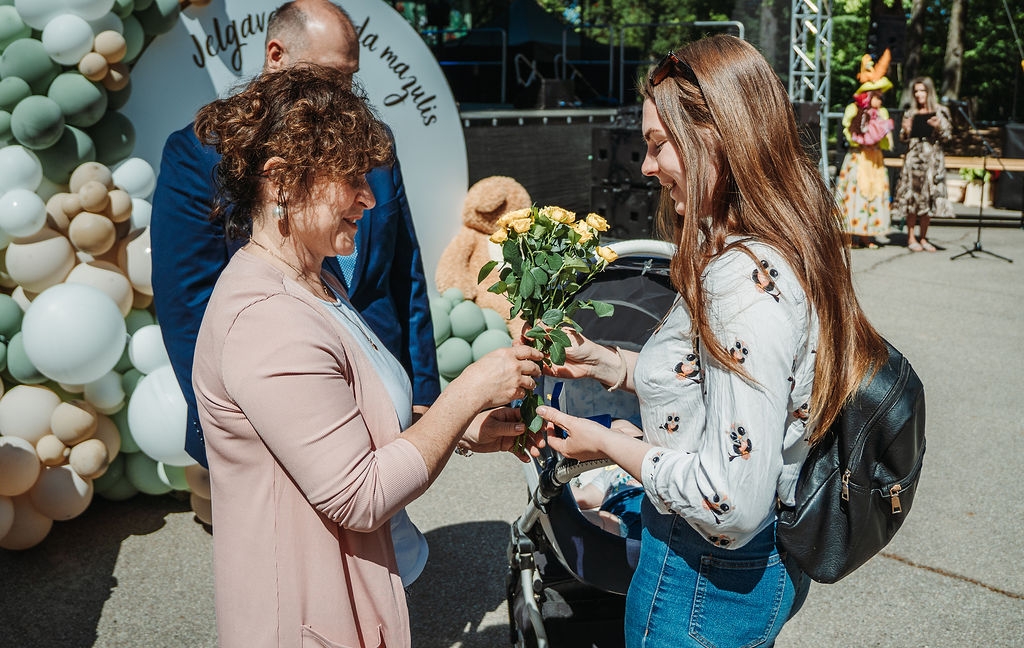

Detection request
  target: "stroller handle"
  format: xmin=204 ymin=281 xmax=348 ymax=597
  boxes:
xmin=539 ymin=456 xmax=617 ymax=502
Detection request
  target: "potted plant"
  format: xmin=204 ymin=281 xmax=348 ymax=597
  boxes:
xmin=959 ymin=167 xmax=994 ymax=207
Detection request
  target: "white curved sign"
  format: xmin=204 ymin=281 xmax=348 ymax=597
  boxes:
xmin=122 ymin=0 xmax=467 ymax=281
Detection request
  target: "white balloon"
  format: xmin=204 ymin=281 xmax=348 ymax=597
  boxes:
xmin=0 ymin=188 xmax=47 ymax=239
xmin=21 ymin=283 xmax=127 ymax=385
xmin=0 ymin=146 xmax=42 ymax=195
xmin=128 ymin=323 xmax=169 ymax=374
xmin=129 ymin=198 xmax=151 ymax=231
xmin=84 ymin=369 xmax=125 ymax=413
xmin=15 ymin=0 xmax=115 ymax=30
xmin=127 ymin=365 xmax=191 ymax=466
xmin=112 ymin=158 xmax=156 ymax=199
xmin=41 ymin=13 xmax=95 ymax=66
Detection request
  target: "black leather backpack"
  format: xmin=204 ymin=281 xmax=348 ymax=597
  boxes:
xmin=777 ymin=339 xmax=926 ymax=584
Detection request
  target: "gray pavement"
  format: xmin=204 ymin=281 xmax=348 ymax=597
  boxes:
xmin=2 ymin=219 xmax=1024 ymax=647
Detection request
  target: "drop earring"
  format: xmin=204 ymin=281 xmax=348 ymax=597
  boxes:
xmin=275 ymin=188 xmax=289 ymax=237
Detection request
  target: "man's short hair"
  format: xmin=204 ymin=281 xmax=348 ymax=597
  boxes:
xmin=266 ymin=0 xmax=354 ymax=50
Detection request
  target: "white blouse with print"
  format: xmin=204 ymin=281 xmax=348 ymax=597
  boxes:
xmin=634 ymin=241 xmax=819 ymax=550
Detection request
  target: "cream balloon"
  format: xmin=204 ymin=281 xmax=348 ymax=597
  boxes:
xmin=21 ymin=282 xmax=127 ymax=385
xmin=0 ymin=188 xmax=47 ymax=238
xmin=41 ymin=13 xmax=95 ymax=66
xmin=0 ymin=494 xmax=53 ymax=550
xmin=0 ymin=434 xmax=42 ymax=496
xmin=128 ymin=324 xmax=169 ymax=374
xmin=68 ymin=437 xmax=108 ymax=478
xmin=183 ymin=463 xmax=211 ymax=500
xmin=83 ymin=369 xmax=124 ymax=414
xmin=0 ymin=385 xmax=62 ymax=444
xmin=66 ymin=260 xmax=133 ymax=316
xmin=4 ymin=228 xmax=76 ymax=293
xmin=91 ymin=412 xmax=120 ymax=459
xmin=190 ymin=492 xmax=212 ymax=526
xmin=50 ymin=399 xmax=98 ymax=445
xmin=120 ymin=226 xmax=151 ymax=295
xmin=35 ymin=434 xmax=69 ymax=466
xmin=0 ymin=145 xmax=42 ymax=194
xmin=111 ymin=157 xmax=156 ymax=200
xmin=29 ymin=464 xmax=94 ymax=520
xmin=126 ymin=365 xmax=190 ymax=466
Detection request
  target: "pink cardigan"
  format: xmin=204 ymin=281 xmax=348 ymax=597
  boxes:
xmin=193 ymin=249 xmax=430 ymax=648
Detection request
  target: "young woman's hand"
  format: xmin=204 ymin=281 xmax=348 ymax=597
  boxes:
xmin=534 ymin=405 xmax=617 ymax=462
xmin=519 ymin=323 xmax=620 ymax=383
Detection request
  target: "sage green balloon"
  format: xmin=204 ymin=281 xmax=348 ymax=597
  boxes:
xmin=93 ymin=453 xmax=126 ymax=494
xmin=449 ymin=300 xmax=486 ymax=342
xmin=112 ymin=406 xmax=140 ymax=453
xmin=0 ymin=75 xmax=29 ymax=111
xmin=97 ymin=476 xmax=139 ymax=501
xmin=471 ymin=328 xmax=512 ymax=361
xmin=125 ymin=308 xmax=155 ymax=335
xmin=136 ymin=0 xmax=180 ymax=36
xmin=6 ymin=331 xmax=47 ymax=384
xmin=436 ymin=336 xmax=473 ymax=380
xmin=43 ymin=381 xmax=78 ymax=402
xmin=134 ymin=0 xmax=155 ymax=10
xmin=48 ymin=72 xmax=108 ymax=128
xmin=120 ymin=367 xmax=143 ymax=399
xmin=125 ymin=451 xmax=173 ymax=496
xmin=430 ymin=299 xmax=451 ymax=345
xmin=0 ymin=38 xmax=61 ymax=94
xmin=0 ymin=340 xmax=7 ymax=372
xmin=113 ymin=0 xmax=136 ymax=19
xmin=0 ymin=109 xmax=10 ymax=144
xmin=122 ymin=15 xmax=145 ymax=64
xmin=113 ymin=343 xmax=132 ymax=372
xmin=0 ymin=293 xmax=22 ymax=342
xmin=106 ymin=79 xmax=131 ymax=111
xmin=483 ymin=307 xmax=508 ymax=331
xmin=11 ymin=94 xmax=64 ymax=150
xmin=36 ymin=125 xmax=96 ymax=185
xmin=0 ymin=6 xmax=29 ymax=52
xmin=85 ymin=110 xmax=135 ymax=166
xmin=157 ymin=462 xmax=189 ymax=491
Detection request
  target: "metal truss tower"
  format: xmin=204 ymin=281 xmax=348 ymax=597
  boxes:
xmin=789 ymin=0 xmax=834 ymax=180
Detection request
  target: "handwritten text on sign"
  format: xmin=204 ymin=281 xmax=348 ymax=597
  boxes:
xmin=187 ymin=12 xmax=439 ymax=126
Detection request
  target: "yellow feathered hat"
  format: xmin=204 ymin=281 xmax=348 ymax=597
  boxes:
xmin=854 ymin=49 xmax=893 ymax=95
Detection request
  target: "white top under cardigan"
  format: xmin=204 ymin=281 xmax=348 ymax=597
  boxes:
xmin=634 ymin=240 xmax=819 ymax=550
xmin=320 ymin=285 xmax=429 ymax=587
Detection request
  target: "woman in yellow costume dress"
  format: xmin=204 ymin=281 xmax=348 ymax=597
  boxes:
xmin=835 ymin=51 xmax=894 ymax=249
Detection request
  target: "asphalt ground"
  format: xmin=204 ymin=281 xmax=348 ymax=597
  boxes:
xmin=2 ymin=214 xmax=1023 ymax=648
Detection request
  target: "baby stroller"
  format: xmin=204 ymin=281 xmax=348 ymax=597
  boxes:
xmin=506 ymin=240 xmax=677 ymax=648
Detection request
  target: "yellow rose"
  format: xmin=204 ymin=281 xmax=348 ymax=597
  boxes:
xmin=540 ymin=205 xmax=575 ymax=224
xmin=572 ymin=222 xmax=593 ymax=242
xmin=585 ymin=212 xmax=609 ymax=232
xmin=511 ymin=218 xmax=533 ymax=233
xmin=490 ymin=228 xmax=508 ymax=244
xmin=596 ymin=246 xmax=618 ymax=263
xmin=497 ymin=208 xmax=533 ymax=229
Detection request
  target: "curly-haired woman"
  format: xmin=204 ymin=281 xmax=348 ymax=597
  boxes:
xmin=191 ymin=64 xmax=543 ymax=648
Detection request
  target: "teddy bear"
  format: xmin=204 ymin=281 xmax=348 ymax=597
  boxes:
xmin=435 ymin=175 xmax=531 ymax=322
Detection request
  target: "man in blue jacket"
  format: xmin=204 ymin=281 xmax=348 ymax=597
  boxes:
xmin=151 ymin=0 xmax=440 ymax=469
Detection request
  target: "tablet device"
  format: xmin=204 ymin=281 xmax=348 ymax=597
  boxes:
xmin=909 ymin=112 xmax=935 ymax=139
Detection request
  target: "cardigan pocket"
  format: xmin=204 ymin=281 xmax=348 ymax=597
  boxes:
xmin=301 ymin=623 xmax=385 ymax=648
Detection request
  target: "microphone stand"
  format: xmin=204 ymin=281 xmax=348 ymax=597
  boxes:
xmin=948 ymin=101 xmax=1013 ymax=262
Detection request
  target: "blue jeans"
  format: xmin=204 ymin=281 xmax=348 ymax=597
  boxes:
xmin=625 ymin=498 xmax=809 ymax=648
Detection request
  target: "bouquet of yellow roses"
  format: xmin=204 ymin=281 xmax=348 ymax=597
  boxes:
xmin=478 ymin=205 xmax=618 ymax=437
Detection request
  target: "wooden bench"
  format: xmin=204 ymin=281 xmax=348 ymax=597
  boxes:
xmin=883 ymin=155 xmax=1024 ymax=172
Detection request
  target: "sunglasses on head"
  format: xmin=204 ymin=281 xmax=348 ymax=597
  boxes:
xmin=649 ymin=51 xmax=703 ymax=95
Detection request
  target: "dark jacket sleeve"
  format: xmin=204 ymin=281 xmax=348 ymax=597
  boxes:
xmin=353 ymin=148 xmax=441 ymax=408
xmin=150 ymin=124 xmax=228 ymax=467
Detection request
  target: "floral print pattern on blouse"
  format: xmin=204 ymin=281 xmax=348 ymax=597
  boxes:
xmin=633 ymin=240 xmax=819 ymax=550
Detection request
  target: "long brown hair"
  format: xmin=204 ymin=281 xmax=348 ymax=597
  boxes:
xmin=638 ymin=35 xmax=886 ymax=442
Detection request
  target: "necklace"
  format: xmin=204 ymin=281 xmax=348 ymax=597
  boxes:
xmin=248 ymin=238 xmax=334 ymax=300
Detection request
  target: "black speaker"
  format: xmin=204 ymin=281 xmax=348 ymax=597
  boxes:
xmin=591 ymin=126 xmax=657 ymax=189
xmin=994 ymin=123 xmax=1024 ymax=211
xmin=590 ymin=185 xmax=659 ymax=239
